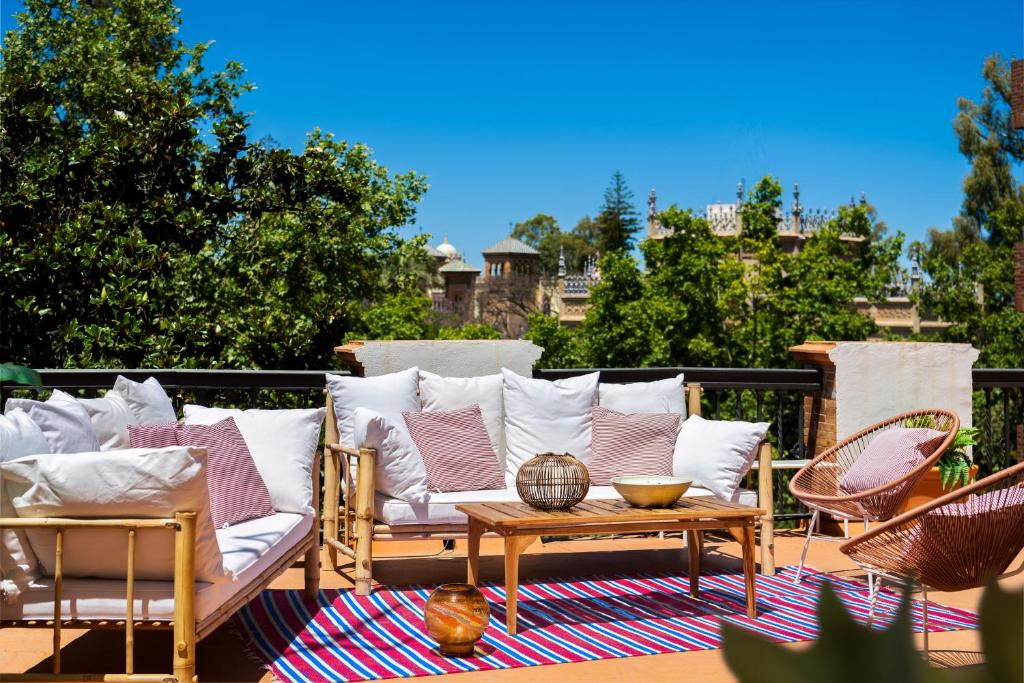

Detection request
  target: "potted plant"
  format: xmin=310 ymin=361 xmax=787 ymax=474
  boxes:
xmin=899 ymin=416 xmax=980 ymax=513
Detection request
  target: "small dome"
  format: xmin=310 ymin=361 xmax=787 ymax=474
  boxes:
xmin=435 ymin=235 xmax=459 ymax=260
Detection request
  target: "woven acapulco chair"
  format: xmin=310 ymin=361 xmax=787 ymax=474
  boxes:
xmin=787 ymin=409 xmax=960 ymax=584
xmin=839 ymin=460 xmax=1024 ymax=655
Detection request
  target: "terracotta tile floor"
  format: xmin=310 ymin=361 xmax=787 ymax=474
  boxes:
xmin=3 ymin=530 xmax=1020 ymax=682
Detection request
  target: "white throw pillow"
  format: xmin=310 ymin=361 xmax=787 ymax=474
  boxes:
xmin=183 ymin=405 xmax=326 ymax=514
xmin=419 ymin=371 xmax=505 ymax=467
xmin=5 ymin=390 xmax=100 ymax=453
xmin=0 ymin=408 xmax=49 ymax=601
xmin=353 ymin=407 xmax=430 ymax=503
xmin=77 ymin=392 xmax=139 ymax=450
xmin=673 ymin=414 xmax=769 ymax=500
xmin=1 ymin=446 xmax=227 ymax=583
xmin=598 ymin=373 xmax=687 ymax=416
xmin=326 ymin=368 xmax=420 ymax=447
xmin=501 ymin=369 xmax=599 ymax=486
xmin=110 ymin=375 xmax=177 ymax=424
xmin=0 ymin=408 xmax=50 ymax=461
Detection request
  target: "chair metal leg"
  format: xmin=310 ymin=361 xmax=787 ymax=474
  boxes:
xmin=921 ymin=586 xmax=930 ymax=656
xmin=866 ymin=575 xmax=883 ymax=626
xmin=794 ymin=509 xmax=819 ymax=584
xmin=862 ymin=515 xmax=874 ymax=593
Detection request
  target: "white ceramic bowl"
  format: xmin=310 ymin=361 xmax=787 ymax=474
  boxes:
xmin=611 ymin=475 xmax=693 ymax=508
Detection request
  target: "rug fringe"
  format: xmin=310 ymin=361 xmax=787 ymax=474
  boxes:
xmin=227 ymin=614 xmax=283 ymax=683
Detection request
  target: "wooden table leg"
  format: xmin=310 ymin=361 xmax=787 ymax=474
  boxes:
xmin=686 ymin=529 xmax=702 ymax=598
xmin=467 ymin=517 xmax=483 ymax=586
xmin=727 ymin=523 xmax=758 ymax=618
xmin=504 ymin=534 xmax=520 ymax=635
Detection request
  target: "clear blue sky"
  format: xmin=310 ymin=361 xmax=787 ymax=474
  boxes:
xmin=3 ymin=1 xmax=1021 ymax=267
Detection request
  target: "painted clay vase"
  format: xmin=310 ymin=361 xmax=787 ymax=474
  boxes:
xmin=423 ymin=583 xmax=490 ymax=657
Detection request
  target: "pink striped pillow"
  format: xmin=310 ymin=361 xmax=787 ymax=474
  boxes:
xmin=589 ymin=406 xmax=681 ymax=486
xmin=127 ymin=422 xmax=179 ymax=448
xmin=402 ymin=405 xmax=505 ymax=493
xmin=840 ymin=427 xmax=947 ymax=494
xmin=129 ymin=419 xmax=275 ymax=528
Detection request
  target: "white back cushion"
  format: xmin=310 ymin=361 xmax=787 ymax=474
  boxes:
xmin=353 ymin=407 xmax=430 ymax=503
xmin=0 ymin=408 xmax=48 ymax=599
xmin=183 ymin=405 xmax=326 ymax=515
xmin=598 ymin=373 xmax=686 ymax=416
xmin=110 ymin=376 xmax=176 ymax=424
xmin=418 ymin=371 xmax=505 ymax=469
xmin=2 ymin=447 xmax=227 ymax=582
xmin=326 ymin=369 xmax=420 ymax=446
xmin=501 ymin=369 xmax=599 ymax=486
xmin=672 ymin=414 xmax=769 ymax=500
xmin=77 ymin=392 xmax=139 ymax=450
xmin=5 ymin=391 xmax=99 ymax=453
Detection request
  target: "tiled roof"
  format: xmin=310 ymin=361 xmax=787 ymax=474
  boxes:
xmin=481 ymin=236 xmax=539 ymax=256
xmin=438 ymin=259 xmax=481 ymax=273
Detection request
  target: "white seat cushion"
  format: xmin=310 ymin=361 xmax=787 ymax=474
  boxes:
xmin=374 ymin=486 xmax=758 ymax=526
xmin=7 ymin=512 xmax=312 ymax=623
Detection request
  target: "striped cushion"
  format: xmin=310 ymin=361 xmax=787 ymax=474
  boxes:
xmin=403 ymin=405 xmax=505 ymax=493
xmin=127 ymin=422 xmax=179 ymax=448
xmin=840 ymin=427 xmax=946 ymax=494
xmin=129 ymin=419 xmax=275 ymax=528
xmin=589 ymin=406 xmax=680 ymax=486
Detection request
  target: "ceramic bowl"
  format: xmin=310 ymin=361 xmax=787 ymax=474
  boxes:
xmin=611 ymin=475 xmax=693 ymax=508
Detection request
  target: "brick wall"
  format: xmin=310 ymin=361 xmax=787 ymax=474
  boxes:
xmin=1014 ymin=242 xmax=1024 ymax=313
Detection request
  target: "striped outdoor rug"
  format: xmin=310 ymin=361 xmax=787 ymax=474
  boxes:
xmin=234 ymin=567 xmax=977 ymax=682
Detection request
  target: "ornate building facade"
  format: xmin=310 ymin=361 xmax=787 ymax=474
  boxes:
xmin=423 ymin=181 xmax=946 ymax=338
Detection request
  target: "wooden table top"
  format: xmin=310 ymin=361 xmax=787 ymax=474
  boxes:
xmin=456 ymin=496 xmax=766 ymax=529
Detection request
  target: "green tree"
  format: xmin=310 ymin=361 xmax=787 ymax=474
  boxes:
xmin=917 ymin=54 xmax=1024 ymax=368
xmin=594 ymin=171 xmax=641 ymax=255
xmin=1 ymin=0 xmax=426 ymax=369
xmin=512 ymin=213 xmax=597 ymax=276
xmin=524 ymin=312 xmax=586 ymax=368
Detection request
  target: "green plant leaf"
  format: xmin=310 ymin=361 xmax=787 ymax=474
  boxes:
xmin=0 ymin=363 xmax=42 ymax=388
xmin=980 ymin=580 xmax=1024 ymax=683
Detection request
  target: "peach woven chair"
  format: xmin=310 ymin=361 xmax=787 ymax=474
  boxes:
xmin=787 ymin=409 xmax=960 ymax=584
xmin=839 ymin=460 xmax=1024 ymax=654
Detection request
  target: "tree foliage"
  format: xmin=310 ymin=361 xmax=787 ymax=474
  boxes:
xmin=531 ymin=176 xmax=901 ymax=369
xmin=1 ymin=0 xmax=427 ymax=369
xmin=594 ymin=171 xmax=641 ymax=255
xmin=917 ymin=54 xmax=1024 ymax=369
xmin=511 ymin=213 xmax=596 ymax=276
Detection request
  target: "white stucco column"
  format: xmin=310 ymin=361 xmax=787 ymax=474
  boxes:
xmin=792 ymin=341 xmax=979 ymax=453
xmin=335 ymin=340 xmax=544 ymax=377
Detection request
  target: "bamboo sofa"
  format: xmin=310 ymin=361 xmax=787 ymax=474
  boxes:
xmin=321 ymin=381 xmax=777 ymax=596
xmin=0 ymin=453 xmax=322 ymax=683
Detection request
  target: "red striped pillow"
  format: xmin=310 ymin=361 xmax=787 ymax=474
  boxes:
xmin=402 ymin=405 xmax=505 ymax=493
xmin=589 ymin=406 xmax=681 ymax=486
xmin=129 ymin=418 xmax=275 ymax=528
xmin=839 ymin=427 xmax=946 ymax=494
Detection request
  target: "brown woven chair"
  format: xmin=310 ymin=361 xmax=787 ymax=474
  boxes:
xmin=787 ymin=409 xmax=960 ymax=583
xmin=839 ymin=460 xmax=1024 ymax=654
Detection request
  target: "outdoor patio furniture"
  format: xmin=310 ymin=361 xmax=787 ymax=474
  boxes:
xmin=460 ymin=496 xmax=766 ymax=634
xmin=322 ymin=377 xmax=779 ymax=596
xmin=839 ymin=460 xmax=1024 ymax=654
xmin=787 ymin=409 xmax=960 ymax=583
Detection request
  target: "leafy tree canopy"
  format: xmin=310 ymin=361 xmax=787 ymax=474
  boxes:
xmin=1 ymin=0 xmax=427 ymax=368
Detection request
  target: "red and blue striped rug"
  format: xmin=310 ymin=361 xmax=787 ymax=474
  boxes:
xmin=234 ymin=567 xmax=977 ymax=682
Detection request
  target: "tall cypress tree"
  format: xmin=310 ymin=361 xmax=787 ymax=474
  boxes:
xmin=595 ymin=171 xmax=641 ymax=254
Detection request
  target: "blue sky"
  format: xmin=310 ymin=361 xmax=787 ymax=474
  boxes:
xmin=3 ymin=1 xmax=1021 ymax=266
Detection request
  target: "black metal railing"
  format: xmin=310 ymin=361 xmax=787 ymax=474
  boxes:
xmin=0 ymin=369 xmax=342 ymax=413
xmin=971 ymin=369 xmax=1024 ymax=475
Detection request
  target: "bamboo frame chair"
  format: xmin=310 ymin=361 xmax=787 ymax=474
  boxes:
xmin=0 ymin=451 xmax=322 ymax=683
xmin=839 ymin=460 xmax=1024 ymax=655
xmin=322 ymin=382 xmax=780 ymax=595
xmin=787 ymin=409 xmax=960 ymax=584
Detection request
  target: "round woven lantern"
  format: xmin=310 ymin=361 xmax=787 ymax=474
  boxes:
xmin=516 ymin=452 xmax=590 ymax=510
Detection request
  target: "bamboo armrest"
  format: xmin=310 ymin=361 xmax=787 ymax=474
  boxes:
xmin=0 ymin=516 xmax=182 ymax=529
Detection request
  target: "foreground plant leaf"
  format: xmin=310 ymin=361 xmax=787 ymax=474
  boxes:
xmin=723 ymin=582 xmax=949 ymax=683
xmin=0 ymin=363 xmax=42 ymax=389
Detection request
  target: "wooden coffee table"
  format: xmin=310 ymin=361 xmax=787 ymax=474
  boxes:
xmin=457 ymin=497 xmax=765 ymax=634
